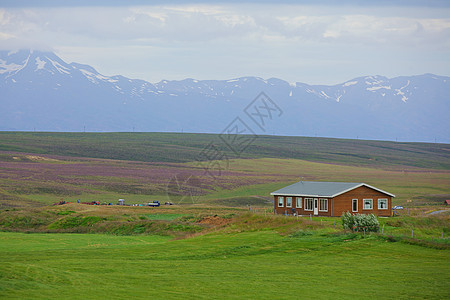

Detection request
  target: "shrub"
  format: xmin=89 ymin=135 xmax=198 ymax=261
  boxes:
xmin=341 ymin=212 xmax=354 ymax=230
xmin=341 ymin=212 xmax=380 ymax=232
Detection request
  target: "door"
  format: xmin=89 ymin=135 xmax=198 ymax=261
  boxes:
xmin=314 ymin=198 xmax=318 ymax=215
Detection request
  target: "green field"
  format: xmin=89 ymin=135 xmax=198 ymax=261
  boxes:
xmin=0 ymin=132 xmax=449 ymax=208
xmin=0 ymin=132 xmax=449 ymax=299
xmin=1 ymin=131 xmax=449 ymax=168
xmin=1 ymin=230 xmax=449 ymax=299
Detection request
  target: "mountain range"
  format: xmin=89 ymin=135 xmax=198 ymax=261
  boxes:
xmin=1 ymin=49 xmax=449 ymax=143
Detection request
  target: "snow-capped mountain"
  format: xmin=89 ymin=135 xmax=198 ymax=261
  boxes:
xmin=1 ymin=49 xmax=449 ymax=142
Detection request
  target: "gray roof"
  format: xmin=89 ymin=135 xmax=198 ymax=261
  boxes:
xmin=270 ymin=181 xmax=395 ymax=198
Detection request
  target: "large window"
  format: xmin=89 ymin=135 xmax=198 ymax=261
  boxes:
xmin=286 ymin=197 xmax=292 ymax=208
xmin=278 ymin=196 xmax=284 ymax=207
xmin=352 ymin=199 xmax=358 ymax=212
xmin=296 ymin=197 xmax=302 ymax=208
xmin=378 ymin=198 xmax=388 ymax=209
xmin=305 ymin=198 xmax=313 ymax=211
xmin=319 ymin=198 xmax=328 ymax=212
xmin=363 ymin=199 xmax=373 ymax=210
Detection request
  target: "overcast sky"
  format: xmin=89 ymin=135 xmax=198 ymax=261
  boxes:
xmin=1 ymin=0 xmax=449 ymax=84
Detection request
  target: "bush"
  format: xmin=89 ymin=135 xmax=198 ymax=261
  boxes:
xmin=341 ymin=212 xmax=354 ymax=230
xmin=341 ymin=212 xmax=380 ymax=232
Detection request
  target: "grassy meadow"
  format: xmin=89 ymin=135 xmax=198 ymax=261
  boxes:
xmin=1 ymin=228 xmax=449 ymax=299
xmin=0 ymin=132 xmax=449 ymax=299
xmin=0 ymin=131 xmax=448 ymax=168
xmin=0 ymin=132 xmax=449 ymax=208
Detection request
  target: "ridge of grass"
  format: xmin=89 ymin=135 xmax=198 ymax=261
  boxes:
xmin=1 ymin=131 xmax=448 ymax=169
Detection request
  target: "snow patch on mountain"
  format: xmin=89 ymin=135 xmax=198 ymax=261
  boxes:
xmin=0 ymin=59 xmax=23 ymax=74
xmin=320 ymin=91 xmax=331 ymax=99
xmin=79 ymin=68 xmax=118 ymax=84
xmin=395 ymin=80 xmax=410 ymax=102
xmin=7 ymin=50 xmax=19 ymax=56
xmin=367 ymin=85 xmax=391 ymax=91
xmin=35 ymin=57 xmax=46 ymax=70
xmin=343 ymin=81 xmax=357 ymax=87
xmin=47 ymin=57 xmax=70 ymax=75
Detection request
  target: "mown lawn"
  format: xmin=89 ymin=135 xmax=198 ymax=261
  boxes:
xmin=0 ymin=231 xmax=448 ymax=299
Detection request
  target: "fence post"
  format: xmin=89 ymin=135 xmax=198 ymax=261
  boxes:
xmin=321 ymin=219 xmax=322 ymax=225
xmin=382 ymin=224 xmax=385 ymax=234
xmin=310 ymin=214 xmax=312 ymax=221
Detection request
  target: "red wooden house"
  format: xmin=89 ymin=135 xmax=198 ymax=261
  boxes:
xmin=271 ymin=181 xmax=395 ymax=217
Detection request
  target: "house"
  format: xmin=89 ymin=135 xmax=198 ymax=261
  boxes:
xmin=270 ymin=181 xmax=395 ymax=217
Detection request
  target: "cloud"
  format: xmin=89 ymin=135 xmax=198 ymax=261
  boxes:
xmin=2 ymin=0 xmax=450 ymax=8
xmin=1 ymin=4 xmax=449 ymax=50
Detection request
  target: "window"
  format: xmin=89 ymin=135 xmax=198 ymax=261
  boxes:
xmin=296 ymin=197 xmax=302 ymax=208
xmin=278 ymin=196 xmax=284 ymax=207
xmin=378 ymin=198 xmax=388 ymax=209
xmin=363 ymin=199 xmax=373 ymax=210
xmin=352 ymin=199 xmax=358 ymax=212
xmin=304 ymin=198 xmax=313 ymax=211
xmin=286 ymin=197 xmax=292 ymax=208
xmin=319 ymin=198 xmax=328 ymax=212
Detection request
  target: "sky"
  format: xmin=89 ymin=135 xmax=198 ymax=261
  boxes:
xmin=0 ymin=0 xmax=449 ymax=85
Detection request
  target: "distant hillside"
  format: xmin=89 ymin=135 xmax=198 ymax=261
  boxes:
xmin=0 ymin=132 xmax=448 ymax=170
xmin=1 ymin=50 xmax=449 ymax=142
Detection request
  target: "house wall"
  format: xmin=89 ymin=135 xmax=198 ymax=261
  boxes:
xmin=273 ymin=196 xmax=332 ymax=217
xmin=332 ymin=186 xmax=391 ymax=217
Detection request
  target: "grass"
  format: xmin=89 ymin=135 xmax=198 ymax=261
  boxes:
xmin=0 ymin=132 xmax=449 ymax=298
xmin=0 ymin=133 xmax=448 ymax=209
xmin=0 ymin=204 xmax=448 ymax=298
xmin=0 ymin=230 xmax=448 ymax=299
xmin=142 ymin=213 xmax=185 ymax=221
xmin=1 ymin=203 xmax=448 ymax=243
xmin=1 ymin=131 xmax=449 ymax=169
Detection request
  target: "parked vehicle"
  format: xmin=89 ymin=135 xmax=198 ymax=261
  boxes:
xmin=82 ymin=201 xmax=100 ymax=205
xmin=147 ymin=201 xmax=161 ymax=207
xmin=393 ymin=206 xmax=404 ymax=209
xmin=53 ymin=200 xmax=69 ymax=205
